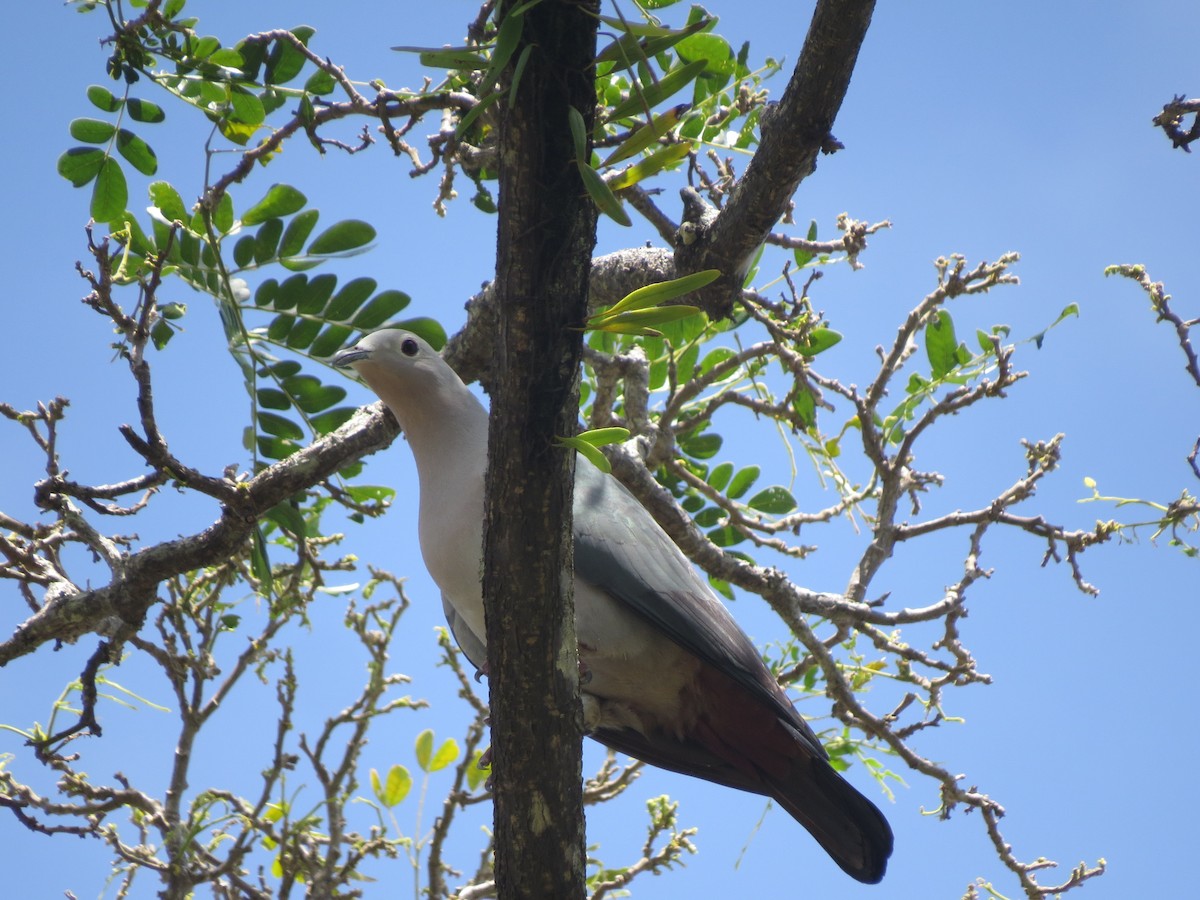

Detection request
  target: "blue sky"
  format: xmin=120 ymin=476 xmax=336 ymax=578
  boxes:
xmin=3 ymin=1 xmax=1199 ymax=898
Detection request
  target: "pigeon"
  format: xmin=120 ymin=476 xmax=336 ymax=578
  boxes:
xmin=333 ymin=328 xmax=893 ymax=883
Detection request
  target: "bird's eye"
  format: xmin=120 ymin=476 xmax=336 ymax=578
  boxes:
xmin=401 ymin=337 xmax=419 ymax=357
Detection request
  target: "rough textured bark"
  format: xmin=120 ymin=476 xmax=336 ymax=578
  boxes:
xmin=482 ymin=2 xmax=599 ymax=898
xmin=675 ymin=0 xmax=877 ymax=317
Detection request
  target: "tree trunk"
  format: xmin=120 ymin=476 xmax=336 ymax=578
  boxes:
xmin=482 ymin=2 xmax=600 ymax=898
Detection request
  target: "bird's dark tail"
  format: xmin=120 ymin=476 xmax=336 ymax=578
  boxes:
xmin=766 ymin=757 xmax=894 ymax=884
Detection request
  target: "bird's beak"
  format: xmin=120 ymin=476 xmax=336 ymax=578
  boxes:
xmin=332 ymin=346 xmax=370 ymax=368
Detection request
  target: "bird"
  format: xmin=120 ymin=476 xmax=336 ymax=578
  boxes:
xmin=332 ymin=328 xmax=894 ymax=883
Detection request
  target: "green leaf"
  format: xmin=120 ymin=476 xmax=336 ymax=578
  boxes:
xmin=126 ymin=97 xmax=166 ymax=123
xmin=567 ymin=106 xmax=588 ymax=162
xmin=707 ymin=461 xmax=733 ymax=492
xmin=265 ymin=26 xmax=315 ymax=85
xmin=577 ymin=161 xmax=631 ymax=226
xmin=86 ymin=84 xmax=122 ymax=113
xmin=254 ymin=218 xmax=284 ymax=263
xmin=707 ymin=524 xmax=745 ymax=547
xmin=307 ymin=326 xmax=352 ymax=362
xmin=466 ymin=751 xmax=489 ymax=790
xmin=372 ymin=764 xmax=413 ymax=808
xmin=596 ymin=17 xmax=709 ymax=64
xmin=926 ymin=309 xmax=959 ymax=378
xmin=265 ymin=501 xmax=307 ymax=538
xmin=149 ymin=180 xmax=188 ymax=222
xmin=311 ymin=407 xmax=356 ymax=434
xmin=793 ymin=219 xmax=819 ymax=267
xmin=286 ymin=377 xmax=346 ymax=413
xmin=574 ymin=426 xmax=631 ymax=447
xmin=596 ymin=270 xmax=719 ymax=319
xmin=326 ymin=277 xmax=377 ymax=321
xmin=257 ymin=388 xmax=291 ymax=410
xmin=409 ymin=47 xmax=490 ymax=69
xmin=606 ymin=140 xmax=693 ymax=191
xmin=676 ymin=32 xmax=734 ymax=78
xmin=587 ymin=304 xmax=701 ymax=336
xmin=798 ymin=327 xmax=842 ymax=358
xmin=280 ymin=209 xmax=320 ymax=258
xmin=91 ymin=158 xmax=128 ymax=222
xmin=607 ymin=58 xmax=709 ymax=121
xmin=258 ymin=411 xmax=304 ymax=440
xmin=747 ymin=486 xmax=797 ymax=514
xmin=304 ymin=69 xmax=336 ymax=95
xmin=414 ymin=729 xmax=434 ymax=772
xmin=601 ymin=103 xmax=689 ymax=167
xmin=352 ymin=290 xmax=411 ymax=329
xmin=70 ymin=118 xmax=116 ymax=143
xmin=242 ymin=184 xmax=307 ymax=226
xmin=212 ymin=191 xmax=234 ymax=234
xmin=229 ymin=85 xmax=265 ymax=125
xmin=679 ymin=432 xmax=722 ymax=459
xmin=307 ymin=219 xmax=376 ymax=255
xmin=427 ymin=738 xmax=459 ymax=772
xmin=57 ymin=147 xmax=105 ymax=187
xmin=726 ymin=465 xmax=760 ymax=499
xmin=560 ymin=436 xmax=612 ymax=472
xmin=250 ymin=525 xmax=274 ymax=597
xmin=116 ymin=129 xmax=157 ymax=175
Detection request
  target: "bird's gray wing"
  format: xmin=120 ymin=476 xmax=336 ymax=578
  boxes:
xmin=572 ymin=460 xmax=827 ymax=760
xmin=442 ymin=592 xmax=487 ymax=671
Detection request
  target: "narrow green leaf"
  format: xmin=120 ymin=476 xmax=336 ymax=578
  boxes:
xmin=251 ymin=525 xmax=273 ymax=597
xmin=607 ymin=58 xmax=708 ymax=121
xmin=285 ymin=318 xmax=322 ymax=350
xmin=589 ymin=305 xmax=701 ymax=336
xmin=242 ymin=184 xmax=307 ymax=227
xmin=91 ymin=158 xmax=128 ymax=222
xmin=57 ymin=147 xmax=106 ymax=187
xmin=577 ymin=161 xmax=631 ymax=226
xmin=567 ymin=106 xmax=588 ymax=162
xmin=574 ymin=426 xmax=631 ymax=447
xmin=607 ymin=140 xmax=693 ymax=191
xmin=308 ymin=219 xmax=376 ymax=255
xmin=747 ymin=486 xmax=797 ymax=514
xmin=409 ymin=48 xmax=489 ymax=69
xmin=598 ymin=269 xmax=719 ymax=318
xmin=559 ymin=436 xmax=612 ymax=473
xmin=70 ymin=118 xmax=116 ymax=143
xmin=602 ymin=104 xmax=689 ymax=167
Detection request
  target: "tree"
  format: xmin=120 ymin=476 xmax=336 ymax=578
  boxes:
xmin=2 ymin=1 xmax=1197 ymax=898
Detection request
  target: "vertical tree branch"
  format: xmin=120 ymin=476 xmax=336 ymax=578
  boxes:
xmin=483 ymin=1 xmax=600 ymax=898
